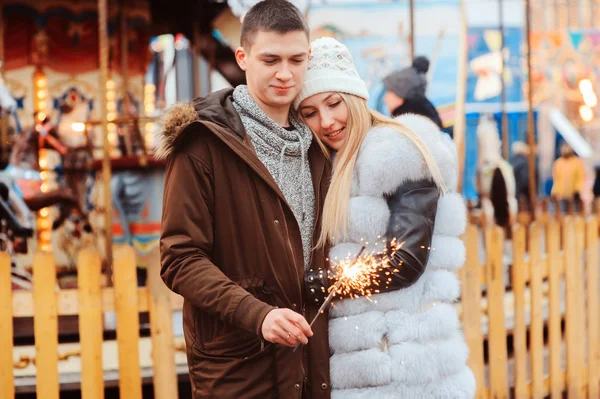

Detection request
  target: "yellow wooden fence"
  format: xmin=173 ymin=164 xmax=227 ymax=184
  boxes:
xmin=0 ymin=245 xmax=183 ymax=399
xmin=1 ymin=216 xmax=600 ymax=398
xmin=460 ymin=216 xmax=600 ymax=398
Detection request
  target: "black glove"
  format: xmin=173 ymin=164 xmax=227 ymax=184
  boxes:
xmin=304 ymin=267 xmax=334 ymax=306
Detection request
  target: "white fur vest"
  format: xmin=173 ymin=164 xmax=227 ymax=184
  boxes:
xmin=327 ymin=114 xmax=475 ymax=399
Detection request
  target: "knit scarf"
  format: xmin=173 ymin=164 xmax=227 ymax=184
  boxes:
xmin=233 ymin=85 xmax=315 ymax=270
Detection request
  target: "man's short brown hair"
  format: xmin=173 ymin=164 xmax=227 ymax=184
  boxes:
xmin=240 ymin=0 xmax=309 ymax=49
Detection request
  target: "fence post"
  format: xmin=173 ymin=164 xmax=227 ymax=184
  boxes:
xmin=147 ymin=246 xmax=179 ymax=397
xmin=586 ymin=218 xmax=600 ymax=398
xmin=33 ymin=251 xmax=59 ymax=399
xmin=0 ymin=252 xmax=14 ymax=399
xmin=461 ymin=225 xmax=485 ymax=397
xmin=529 ymin=222 xmax=544 ymax=398
xmin=546 ymin=220 xmax=564 ymax=398
xmin=564 ymin=217 xmax=585 ymax=397
xmin=485 ymin=226 xmax=508 ymax=398
xmin=511 ymin=224 xmax=528 ymax=398
xmin=113 ymin=245 xmax=142 ymax=399
xmin=78 ymin=247 xmax=105 ymax=399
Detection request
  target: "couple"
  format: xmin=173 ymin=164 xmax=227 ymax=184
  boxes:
xmin=158 ymin=0 xmax=474 ymax=398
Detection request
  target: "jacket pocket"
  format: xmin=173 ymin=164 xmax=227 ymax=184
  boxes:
xmin=194 ymin=328 xmax=262 ymax=359
xmin=193 ymin=277 xmax=270 ymax=359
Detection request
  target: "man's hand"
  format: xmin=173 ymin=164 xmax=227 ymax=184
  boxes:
xmin=261 ymin=308 xmax=313 ymax=347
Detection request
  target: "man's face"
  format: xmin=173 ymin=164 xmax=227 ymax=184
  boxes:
xmin=235 ymin=30 xmax=309 ymax=110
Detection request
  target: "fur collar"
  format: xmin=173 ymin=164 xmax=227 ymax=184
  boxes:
xmin=354 ymin=114 xmax=457 ymax=198
xmin=155 ymin=102 xmax=197 ymax=160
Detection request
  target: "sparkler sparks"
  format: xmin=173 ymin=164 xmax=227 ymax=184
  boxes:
xmin=293 ymin=238 xmax=411 ymax=352
xmin=328 ymin=237 xmax=404 ymax=300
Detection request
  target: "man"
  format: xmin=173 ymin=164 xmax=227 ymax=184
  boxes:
xmin=158 ymin=0 xmax=331 ymax=397
xmin=382 ymin=56 xmax=445 ymax=130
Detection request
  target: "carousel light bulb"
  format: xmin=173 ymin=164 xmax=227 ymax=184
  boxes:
xmin=71 ymin=122 xmax=86 ymax=132
xmin=106 ymin=80 xmax=115 ymax=90
xmin=38 ymin=219 xmax=51 ymax=230
xmin=40 ymin=231 xmax=52 ymax=242
xmin=579 ymin=79 xmax=593 ymax=93
xmin=579 ymin=105 xmax=593 ymax=122
xmin=38 ymin=101 xmax=47 ymax=110
xmin=584 ymin=92 xmax=598 ymax=107
xmin=36 ymin=77 xmax=47 ymax=88
xmin=39 ymin=208 xmax=49 ymax=218
xmin=37 ymin=91 xmax=46 ymax=100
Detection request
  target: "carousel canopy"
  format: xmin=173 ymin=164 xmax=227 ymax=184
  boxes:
xmin=2 ymin=0 xmax=244 ymax=85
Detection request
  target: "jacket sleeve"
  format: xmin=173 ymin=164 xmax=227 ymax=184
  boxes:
xmin=305 ymin=179 xmax=438 ymax=304
xmin=160 ymin=150 xmax=275 ymax=337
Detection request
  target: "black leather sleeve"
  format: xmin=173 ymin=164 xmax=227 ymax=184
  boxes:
xmin=304 ymin=178 xmax=439 ymax=305
xmin=375 ymin=179 xmax=438 ymax=292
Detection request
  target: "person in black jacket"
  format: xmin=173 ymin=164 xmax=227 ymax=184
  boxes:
xmin=382 ymin=56 xmax=445 ymax=131
xmin=510 ymin=141 xmax=537 ymax=212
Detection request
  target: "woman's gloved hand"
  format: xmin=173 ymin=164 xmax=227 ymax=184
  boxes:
xmin=303 ymin=267 xmax=335 ymax=306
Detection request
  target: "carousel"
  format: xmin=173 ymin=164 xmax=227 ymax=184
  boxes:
xmin=0 ymin=0 xmax=236 ymax=396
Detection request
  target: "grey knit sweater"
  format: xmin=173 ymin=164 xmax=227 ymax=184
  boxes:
xmin=233 ymin=86 xmax=315 ymax=270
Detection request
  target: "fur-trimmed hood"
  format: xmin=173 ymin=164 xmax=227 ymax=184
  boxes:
xmin=154 ymin=88 xmax=244 ymax=159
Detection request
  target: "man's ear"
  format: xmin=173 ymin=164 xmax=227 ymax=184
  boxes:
xmin=235 ymin=47 xmax=248 ymax=71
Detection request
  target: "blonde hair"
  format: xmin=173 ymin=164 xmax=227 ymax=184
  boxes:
xmin=308 ymin=93 xmax=448 ymax=247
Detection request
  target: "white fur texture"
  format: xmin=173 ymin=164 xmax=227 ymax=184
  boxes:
xmin=428 ymin=235 xmax=466 ymax=271
xmin=330 ymin=349 xmax=392 ymax=389
xmin=330 ymin=270 xmax=461 ymax=318
xmin=347 ymin=196 xmax=390 ymax=244
xmin=434 ymin=192 xmax=467 ymax=236
xmin=331 ymin=368 xmax=476 ymax=399
xmin=329 ymin=311 xmax=386 ymax=354
xmin=328 ymin=114 xmax=474 ymax=398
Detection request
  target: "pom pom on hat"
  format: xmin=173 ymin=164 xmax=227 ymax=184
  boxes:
xmin=294 ymin=37 xmax=369 ymax=110
xmin=383 ymin=56 xmax=430 ymax=99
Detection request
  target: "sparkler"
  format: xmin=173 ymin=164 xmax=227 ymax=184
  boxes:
xmin=292 ymin=238 xmax=408 ymax=352
xmin=293 ymin=246 xmax=366 ymax=352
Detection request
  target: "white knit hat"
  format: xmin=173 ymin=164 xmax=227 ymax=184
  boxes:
xmin=293 ymin=37 xmax=369 ymax=110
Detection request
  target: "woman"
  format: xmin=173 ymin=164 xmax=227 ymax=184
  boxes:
xmin=295 ymin=37 xmax=475 ymax=398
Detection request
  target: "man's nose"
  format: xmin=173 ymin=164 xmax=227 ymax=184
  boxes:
xmin=276 ymin=63 xmax=292 ymax=81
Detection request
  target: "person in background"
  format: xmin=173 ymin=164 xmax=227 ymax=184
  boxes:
xmin=382 ymin=56 xmax=444 ymax=131
xmin=552 ymin=142 xmax=585 ymax=213
xmin=510 ymin=141 xmax=538 ymax=212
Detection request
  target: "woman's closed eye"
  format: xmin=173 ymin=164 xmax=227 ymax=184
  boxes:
xmin=302 ymin=111 xmax=316 ymax=119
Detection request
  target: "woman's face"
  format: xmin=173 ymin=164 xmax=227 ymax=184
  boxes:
xmin=299 ymin=92 xmax=349 ymax=151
